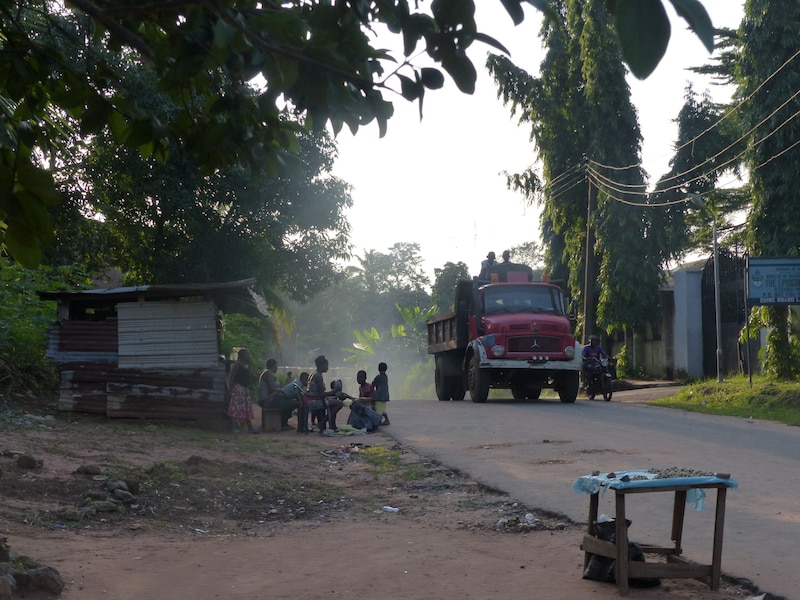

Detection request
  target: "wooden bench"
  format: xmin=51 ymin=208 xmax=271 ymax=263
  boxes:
xmin=575 ymin=471 xmax=737 ymax=595
xmin=259 ymin=406 xmax=284 ymax=432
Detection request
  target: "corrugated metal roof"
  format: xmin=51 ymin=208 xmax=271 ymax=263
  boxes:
xmin=37 ymin=278 xmax=257 ymax=300
xmin=38 ymin=278 xmax=270 ymax=318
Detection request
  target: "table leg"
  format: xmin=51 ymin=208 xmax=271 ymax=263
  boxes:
xmin=588 ymin=493 xmax=598 ymax=534
xmin=615 ymin=491 xmax=629 ymax=595
xmin=585 ymin=492 xmax=599 ymax=569
xmin=671 ymin=490 xmax=687 ymax=554
xmin=711 ymin=487 xmax=727 ymax=590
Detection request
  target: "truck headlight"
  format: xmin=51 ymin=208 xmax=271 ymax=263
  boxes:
xmin=491 ymin=345 xmax=505 ymax=357
xmin=564 ymin=345 xmax=575 ymax=359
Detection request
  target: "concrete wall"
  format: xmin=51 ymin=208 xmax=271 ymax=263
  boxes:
xmin=634 ymin=336 xmax=667 ymax=378
xmin=672 ymin=268 xmax=705 ymax=379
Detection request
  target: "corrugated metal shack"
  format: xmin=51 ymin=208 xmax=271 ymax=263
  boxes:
xmin=38 ymin=279 xmax=267 ymax=427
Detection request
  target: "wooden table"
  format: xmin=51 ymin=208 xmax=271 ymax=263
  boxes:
xmin=574 ymin=471 xmax=738 ymax=595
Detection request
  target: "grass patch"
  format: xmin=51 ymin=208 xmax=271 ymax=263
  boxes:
xmin=360 ymin=445 xmax=427 ymax=480
xmin=651 ymin=374 xmax=800 ymax=425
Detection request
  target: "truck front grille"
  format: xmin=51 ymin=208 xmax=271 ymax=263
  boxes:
xmin=508 ymin=335 xmax=561 ymax=353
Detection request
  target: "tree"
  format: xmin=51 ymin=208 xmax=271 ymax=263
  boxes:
xmin=507 ymin=241 xmax=543 ymax=267
xmin=1 ymin=1 xmax=713 ymax=266
xmin=737 ymin=0 xmax=800 ymax=378
xmin=579 ymin=0 xmax=664 ymax=336
xmin=0 ymin=260 xmax=94 ymax=396
xmin=348 ymin=243 xmax=430 ymax=296
xmin=648 ymin=86 xmax=749 ymax=260
xmin=432 ymin=261 xmax=471 ymax=312
xmin=383 ymin=243 xmax=431 ymax=294
xmin=59 ymin=118 xmax=351 ymax=303
xmin=488 ymin=0 xmax=665 ymax=340
xmin=506 ymin=241 xmax=546 ymax=281
xmin=287 ymin=241 xmax=432 ymax=366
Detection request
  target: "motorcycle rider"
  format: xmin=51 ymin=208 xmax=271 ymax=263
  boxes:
xmin=581 ymin=334 xmax=608 ymax=388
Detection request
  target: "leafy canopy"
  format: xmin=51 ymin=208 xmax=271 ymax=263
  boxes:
xmin=0 ymin=1 xmax=712 ymax=266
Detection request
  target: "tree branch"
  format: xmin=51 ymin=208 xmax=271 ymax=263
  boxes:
xmin=66 ymin=0 xmax=155 ymax=61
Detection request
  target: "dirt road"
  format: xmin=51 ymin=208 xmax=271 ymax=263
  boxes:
xmin=0 ymin=393 xmax=780 ymax=600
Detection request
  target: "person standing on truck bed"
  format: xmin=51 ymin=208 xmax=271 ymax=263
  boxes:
xmin=501 ymin=250 xmax=511 ymax=263
xmin=479 ymin=251 xmax=497 ymax=279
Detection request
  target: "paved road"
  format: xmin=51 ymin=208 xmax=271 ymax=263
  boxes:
xmin=386 ymin=388 xmax=798 ymax=599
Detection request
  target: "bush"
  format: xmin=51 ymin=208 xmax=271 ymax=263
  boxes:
xmin=613 ymin=345 xmax=646 ymax=379
xmin=0 ymin=261 xmax=93 ymax=398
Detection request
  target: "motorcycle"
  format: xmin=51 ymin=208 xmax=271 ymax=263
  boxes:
xmin=583 ymin=356 xmax=615 ymax=401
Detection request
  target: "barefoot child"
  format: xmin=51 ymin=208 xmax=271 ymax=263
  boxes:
xmin=371 ymin=362 xmax=390 ymax=426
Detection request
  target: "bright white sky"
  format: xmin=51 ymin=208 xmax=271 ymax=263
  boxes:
xmin=331 ymin=1 xmax=744 ymax=281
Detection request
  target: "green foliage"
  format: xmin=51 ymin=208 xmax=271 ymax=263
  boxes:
xmin=507 ymin=241 xmax=544 ymax=269
xmin=349 ymin=244 xmax=430 ymax=296
xmin=652 ymin=375 xmax=800 ymax=426
xmin=613 ymin=344 xmax=645 ymax=379
xmin=285 ymin=244 xmax=434 ymax=367
xmin=61 ymin=85 xmax=351 ymax=301
xmin=0 ymin=261 xmax=94 ymax=396
xmin=649 ymin=86 xmax=749 ymax=263
xmin=488 ymin=0 xmax=663 ymax=338
xmin=343 ymin=327 xmax=383 ymax=364
xmin=432 ymin=261 xmax=470 ymax=311
xmin=360 ymin=445 xmax=427 ymax=479
xmin=608 ymin=0 xmax=713 ymax=79
xmin=740 ymin=306 xmax=800 ymax=380
xmin=221 ymin=313 xmax=273 ymax=365
xmin=395 ymin=304 xmax=438 ymax=357
xmin=1 ymin=1 xmax=713 ymax=266
xmin=737 ymin=1 xmax=800 ymax=379
xmin=341 ymin=304 xmax=435 ymax=395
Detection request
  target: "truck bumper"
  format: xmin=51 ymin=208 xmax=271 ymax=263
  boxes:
xmin=475 ymin=357 xmax=581 ymax=372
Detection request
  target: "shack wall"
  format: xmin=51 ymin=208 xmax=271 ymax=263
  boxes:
xmin=46 ymin=299 xmax=227 ymax=426
xmin=117 ymin=301 xmax=219 ymax=369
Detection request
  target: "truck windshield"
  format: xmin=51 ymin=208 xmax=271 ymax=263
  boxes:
xmin=481 ymin=285 xmax=565 ymax=316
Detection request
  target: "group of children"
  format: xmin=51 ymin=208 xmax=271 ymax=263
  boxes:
xmin=226 ymin=350 xmax=392 ymax=434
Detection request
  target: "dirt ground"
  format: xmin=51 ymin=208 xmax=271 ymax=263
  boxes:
xmin=0 ymin=402 xmax=762 ymax=600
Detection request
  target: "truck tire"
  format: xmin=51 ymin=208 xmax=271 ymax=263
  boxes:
xmin=467 ymin=355 xmax=489 ymax=403
xmin=434 ymin=360 xmax=452 ymax=401
xmin=558 ymin=371 xmax=579 ymax=403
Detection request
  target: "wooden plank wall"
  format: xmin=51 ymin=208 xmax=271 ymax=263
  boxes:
xmin=47 ymin=300 xmax=228 ymax=425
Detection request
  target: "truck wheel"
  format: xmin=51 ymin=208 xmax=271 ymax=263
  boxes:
xmin=434 ymin=361 xmax=452 ymax=401
xmin=450 ymin=379 xmax=466 ymax=401
xmin=467 ymin=355 xmax=489 ymax=403
xmin=558 ymin=371 xmax=579 ymax=403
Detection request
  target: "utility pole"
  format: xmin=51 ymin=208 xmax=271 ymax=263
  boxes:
xmin=582 ymin=180 xmax=597 ymax=343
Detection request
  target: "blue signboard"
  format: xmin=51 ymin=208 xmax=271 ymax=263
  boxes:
xmin=746 ymin=257 xmax=800 ymax=305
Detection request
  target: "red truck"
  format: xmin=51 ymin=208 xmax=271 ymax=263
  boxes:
xmin=426 ymin=264 xmax=581 ymax=403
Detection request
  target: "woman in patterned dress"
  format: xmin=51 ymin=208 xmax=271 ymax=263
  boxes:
xmin=226 ymin=348 xmax=260 ymax=433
